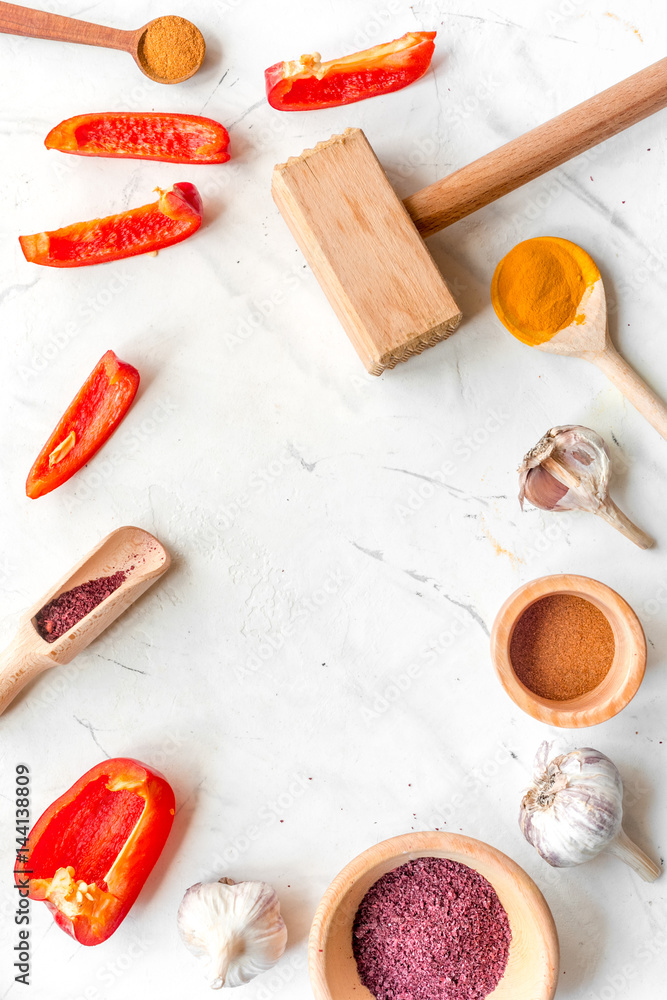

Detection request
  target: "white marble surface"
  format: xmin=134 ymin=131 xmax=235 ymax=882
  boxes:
xmin=1 ymin=1 xmax=666 ymax=997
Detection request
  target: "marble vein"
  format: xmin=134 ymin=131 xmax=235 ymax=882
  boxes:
xmin=73 ymin=716 xmax=111 ymax=758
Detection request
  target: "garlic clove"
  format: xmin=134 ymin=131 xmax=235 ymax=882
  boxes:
xmin=518 ymin=425 xmax=652 ymax=548
xmin=522 ymin=464 xmax=569 ymax=510
xmin=177 ymin=877 xmax=287 ymax=989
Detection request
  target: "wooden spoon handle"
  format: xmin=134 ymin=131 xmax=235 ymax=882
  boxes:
xmin=0 ymin=632 xmax=53 ymax=717
xmin=0 ymin=2 xmax=132 ymax=50
xmin=593 ymin=345 xmax=667 ymax=441
xmin=405 ymin=57 xmax=667 ymax=238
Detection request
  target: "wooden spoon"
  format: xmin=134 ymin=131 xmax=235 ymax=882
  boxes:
xmin=0 ymin=3 xmax=205 ymax=84
xmin=492 ymin=237 xmax=667 ymax=440
xmin=0 ymin=526 xmax=170 ymax=716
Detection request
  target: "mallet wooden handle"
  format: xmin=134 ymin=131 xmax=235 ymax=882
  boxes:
xmin=405 ymin=57 xmax=667 ymax=238
xmin=0 ymin=2 xmax=131 ymax=50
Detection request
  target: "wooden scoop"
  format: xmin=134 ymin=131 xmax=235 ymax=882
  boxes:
xmin=0 ymin=3 xmax=205 ymax=83
xmin=492 ymin=237 xmax=667 ymax=441
xmin=0 ymin=526 xmax=170 ymax=716
xmin=273 ymin=57 xmax=667 ymax=374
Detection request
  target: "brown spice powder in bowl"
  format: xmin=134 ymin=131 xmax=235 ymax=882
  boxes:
xmin=137 ymin=16 xmax=205 ymax=83
xmin=509 ymin=594 xmax=614 ymax=700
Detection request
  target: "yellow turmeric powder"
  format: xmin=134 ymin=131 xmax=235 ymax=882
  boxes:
xmin=491 ymin=237 xmax=600 ymax=346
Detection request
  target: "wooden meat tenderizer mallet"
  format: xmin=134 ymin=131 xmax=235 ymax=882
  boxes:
xmin=0 ymin=526 xmax=169 ymax=716
xmin=272 ymin=57 xmax=667 ymax=375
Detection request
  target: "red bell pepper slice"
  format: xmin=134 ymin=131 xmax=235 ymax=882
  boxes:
xmin=26 ymin=349 xmax=140 ymax=499
xmin=45 ymin=112 xmax=230 ymax=164
xmin=14 ymin=758 xmax=174 ymax=946
xmin=265 ymin=31 xmax=436 ymax=111
xmin=19 ymin=181 xmax=202 ymax=268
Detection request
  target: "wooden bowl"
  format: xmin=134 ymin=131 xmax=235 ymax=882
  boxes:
xmin=309 ymin=831 xmax=559 ymax=1000
xmin=490 ymin=574 xmax=646 ymax=728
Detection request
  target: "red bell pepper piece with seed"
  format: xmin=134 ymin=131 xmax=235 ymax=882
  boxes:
xmin=26 ymin=349 xmax=140 ymax=499
xmin=265 ymin=31 xmax=436 ymax=111
xmin=19 ymin=181 xmax=202 ymax=268
xmin=45 ymin=112 xmax=230 ymax=164
xmin=14 ymin=758 xmax=174 ymax=946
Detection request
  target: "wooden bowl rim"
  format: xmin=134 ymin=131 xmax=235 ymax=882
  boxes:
xmin=490 ymin=573 xmax=646 ymax=727
xmin=309 ymin=830 xmax=559 ymax=1000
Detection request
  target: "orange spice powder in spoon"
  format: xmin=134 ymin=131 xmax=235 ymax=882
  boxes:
xmin=491 ymin=236 xmax=599 ymax=345
xmin=137 ymin=16 xmax=205 ymax=83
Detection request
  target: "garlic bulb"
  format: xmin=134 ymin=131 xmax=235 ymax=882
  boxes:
xmin=177 ymin=878 xmax=287 ymax=988
xmin=518 ymin=425 xmax=652 ymax=548
xmin=520 ymin=743 xmax=661 ymax=882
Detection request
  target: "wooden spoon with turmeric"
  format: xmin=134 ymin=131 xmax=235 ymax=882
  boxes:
xmin=492 ymin=237 xmax=667 ymax=440
xmin=0 ymin=4 xmax=205 ymax=84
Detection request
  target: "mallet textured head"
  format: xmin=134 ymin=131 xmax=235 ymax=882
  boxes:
xmin=272 ymin=129 xmax=462 ymax=374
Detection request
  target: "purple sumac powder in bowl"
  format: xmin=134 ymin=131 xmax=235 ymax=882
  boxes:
xmin=352 ymin=856 xmax=511 ymax=1000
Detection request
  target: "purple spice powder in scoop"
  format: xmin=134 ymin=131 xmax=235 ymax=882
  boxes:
xmin=352 ymin=856 xmax=511 ymax=1000
xmin=34 ymin=571 xmax=127 ymax=643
